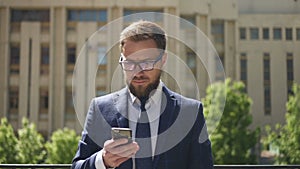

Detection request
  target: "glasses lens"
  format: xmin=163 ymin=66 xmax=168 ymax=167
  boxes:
xmin=122 ymin=62 xmax=135 ymax=71
xmin=139 ymin=61 xmax=154 ymax=70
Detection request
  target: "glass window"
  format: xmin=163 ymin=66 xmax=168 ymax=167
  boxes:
xmin=285 ymin=28 xmax=293 ymax=40
xmin=239 ymin=28 xmax=246 ymax=40
xmin=215 ymin=54 xmax=225 ymax=81
xmin=8 ymin=87 xmax=19 ymax=121
xmin=65 ymin=88 xmax=75 ymax=121
xmin=273 ymin=28 xmax=282 ymax=40
xmin=297 ymin=28 xmax=300 ymax=40
xmin=67 ymin=10 xmax=107 ymax=22
xmin=96 ymin=86 xmax=107 ymax=97
xmin=250 ymin=28 xmax=259 ymax=40
xmin=263 ymin=53 xmax=270 ymax=81
xmin=186 ymin=48 xmax=196 ymax=76
xmin=97 ymin=46 xmax=107 ymax=74
xmin=211 ymin=20 xmax=224 ymax=43
xmin=67 ymin=45 xmax=76 ymax=64
xmin=10 ymin=44 xmax=20 ymax=74
xmin=263 ymin=53 xmax=271 ymax=115
xmin=66 ymin=44 xmax=76 ymax=75
xmin=240 ymin=53 xmax=247 ymax=92
xmin=286 ymin=53 xmax=293 ymax=96
xmin=9 ymin=87 xmax=18 ymax=109
xmin=264 ymin=85 xmax=271 ymax=115
xmin=11 ymin=10 xmax=50 ymax=22
xmin=263 ymin=28 xmax=269 ymax=40
xmin=40 ymin=44 xmax=49 ymax=75
xmin=39 ymin=88 xmax=49 ymax=120
xmin=123 ymin=9 xmax=163 ymax=23
xmin=180 ymin=15 xmax=196 ymax=29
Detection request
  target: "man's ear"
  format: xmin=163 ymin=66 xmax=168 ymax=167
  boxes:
xmin=161 ymin=52 xmax=167 ymax=66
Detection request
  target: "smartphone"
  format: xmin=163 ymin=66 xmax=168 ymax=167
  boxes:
xmin=111 ymin=127 xmax=132 ymax=143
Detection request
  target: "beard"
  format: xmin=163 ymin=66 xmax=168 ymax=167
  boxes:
xmin=128 ymin=74 xmax=161 ymax=100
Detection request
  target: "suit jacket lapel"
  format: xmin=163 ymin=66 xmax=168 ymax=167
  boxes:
xmin=113 ymin=88 xmax=130 ymax=128
xmin=153 ymin=86 xmax=179 ymax=169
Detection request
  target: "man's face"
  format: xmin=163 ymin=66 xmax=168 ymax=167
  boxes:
xmin=121 ymin=39 xmax=166 ymax=99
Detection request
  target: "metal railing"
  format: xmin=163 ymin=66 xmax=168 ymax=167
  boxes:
xmin=0 ymin=164 xmax=300 ymax=169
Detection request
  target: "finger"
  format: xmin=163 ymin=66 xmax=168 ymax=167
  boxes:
xmin=104 ymin=138 xmax=129 ymax=150
xmin=109 ymin=142 xmax=139 ymax=155
xmin=116 ymin=142 xmax=140 ymax=158
xmin=115 ymin=157 xmax=131 ymax=167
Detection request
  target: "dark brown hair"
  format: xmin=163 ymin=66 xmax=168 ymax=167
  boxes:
xmin=120 ymin=20 xmax=167 ymax=52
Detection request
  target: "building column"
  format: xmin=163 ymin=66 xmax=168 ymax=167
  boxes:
xmin=74 ymin=22 xmax=98 ymax=133
xmin=0 ymin=7 xmax=9 ymax=118
xmin=163 ymin=7 xmax=180 ymax=92
xmin=107 ymin=6 xmax=123 ymax=92
xmin=224 ymin=20 xmax=236 ymax=79
xmin=51 ymin=7 xmax=66 ymax=131
xmin=196 ymin=14 xmax=209 ymax=99
xmin=29 ymin=22 xmax=41 ymax=125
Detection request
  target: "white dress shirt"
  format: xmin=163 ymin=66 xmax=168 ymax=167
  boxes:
xmin=95 ymin=82 xmax=163 ymax=169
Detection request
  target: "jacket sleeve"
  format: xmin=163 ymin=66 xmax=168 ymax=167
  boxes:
xmin=71 ymin=98 xmax=108 ymax=169
xmin=71 ymin=132 xmax=101 ymax=169
xmin=188 ymin=103 xmax=214 ymax=169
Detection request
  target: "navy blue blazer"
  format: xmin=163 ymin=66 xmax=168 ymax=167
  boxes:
xmin=72 ymin=85 xmax=213 ymax=169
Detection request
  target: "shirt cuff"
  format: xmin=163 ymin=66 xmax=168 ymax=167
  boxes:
xmin=95 ymin=150 xmax=111 ymax=169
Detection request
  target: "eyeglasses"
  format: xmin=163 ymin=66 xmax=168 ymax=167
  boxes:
xmin=119 ymin=51 xmax=164 ymax=71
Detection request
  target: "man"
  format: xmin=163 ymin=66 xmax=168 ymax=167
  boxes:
xmin=72 ymin=20 xmax=213 ymax=169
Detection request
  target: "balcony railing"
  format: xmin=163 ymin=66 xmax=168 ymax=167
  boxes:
xmin=0 ymin=164 xmax=300 ymax=169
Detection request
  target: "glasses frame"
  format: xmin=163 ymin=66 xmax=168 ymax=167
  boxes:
xmin=119 ymin=51 xmax=164 ymax=71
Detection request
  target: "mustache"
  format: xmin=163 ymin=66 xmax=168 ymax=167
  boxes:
xmin=132 ymin=76 xmax=149 ymax=80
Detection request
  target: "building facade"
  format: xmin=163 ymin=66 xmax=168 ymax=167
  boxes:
xmin=0 ymin=0 xmax=299 ymax=137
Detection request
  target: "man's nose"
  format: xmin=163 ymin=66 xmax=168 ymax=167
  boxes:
xmin=133 ymin=63 xmax=144 ymax=73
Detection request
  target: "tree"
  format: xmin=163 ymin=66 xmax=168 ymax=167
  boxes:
xmin=16 ymin=118 xmax=46 ymax=163
xmin=0 ymin=118 xmax=18 ymax=163
xmin=45 ymin=128 xmax=80 ymax=164
xmin=264 ymin=83 xmax=300 ymax=164
xmin=203 ymin=78 xmax=260 ymax=164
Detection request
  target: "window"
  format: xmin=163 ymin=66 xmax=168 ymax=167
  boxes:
xmin=65 ymin=88 xmax=75 ymax=121
xmin=186 ymin=48 xmax=196 ymax=76
xmin=239 ymin=27 xmax=246 ymax=40
xmin=8 ymin=87 xmax=18 ymax=120
xmin=67 ymin=10 xmax=107 ymax=22
xmin=285 ymin=28 xmax=293 ymax=41
xmin=240 ymin=53 xmax=247 ymax=91
xmin=250 ymin=28 xmax=259 ymax=40
xmin=96 ymin=86 xmax=107 ymax=97
xmin=39 ymin=88 xmax=48 ymax=120
xmin=264 ymin=86 xmax=271 ymax=115
xmin=263 ymin=53 xmax=271 ymax=115
xmin=10 ymin=10 xmax=50 ymax=32
xmin=66 ymin=44 xmax=76 ymax=74
xmin=286 ymin=53 xmax=293 ymax=96
xmin=215 ymin=53 xmax=225 ymax=81
xmin=211 ymin=20 xmax=224 ymax=43
xmin=273 ymin=28 xmax=282 ymax=40
xmin=40 ymin=44 xmax=49 ymax=75
xmin=11 ymin=10 xmax=50 ymax=22
xmin=297 ymin=28 xmax=300 ymax=40
xmin=180 ymin=15 xmax=196 ymax=29
xmin=10 ymin=43 xmax=20 ymax=74
xmin=67 ymin=9 xmax=107 ymax=31
xmin=263 ymin=28 xmax=269 ymax=40
xmin=97 ymin=46 xmax=107 ymax=74
xmin=123 ymin=9 xmax=163 ymax=24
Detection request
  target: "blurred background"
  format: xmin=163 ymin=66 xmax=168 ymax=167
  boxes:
xmin=0 ymin=0 xmax=299 ymax=165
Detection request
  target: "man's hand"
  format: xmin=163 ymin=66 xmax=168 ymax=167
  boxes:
xmin=102 ymin=138 xmax=139 ymax=168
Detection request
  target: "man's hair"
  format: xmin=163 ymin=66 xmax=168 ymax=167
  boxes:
xmin=120 ymin=20 xmax=167 ymax=52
